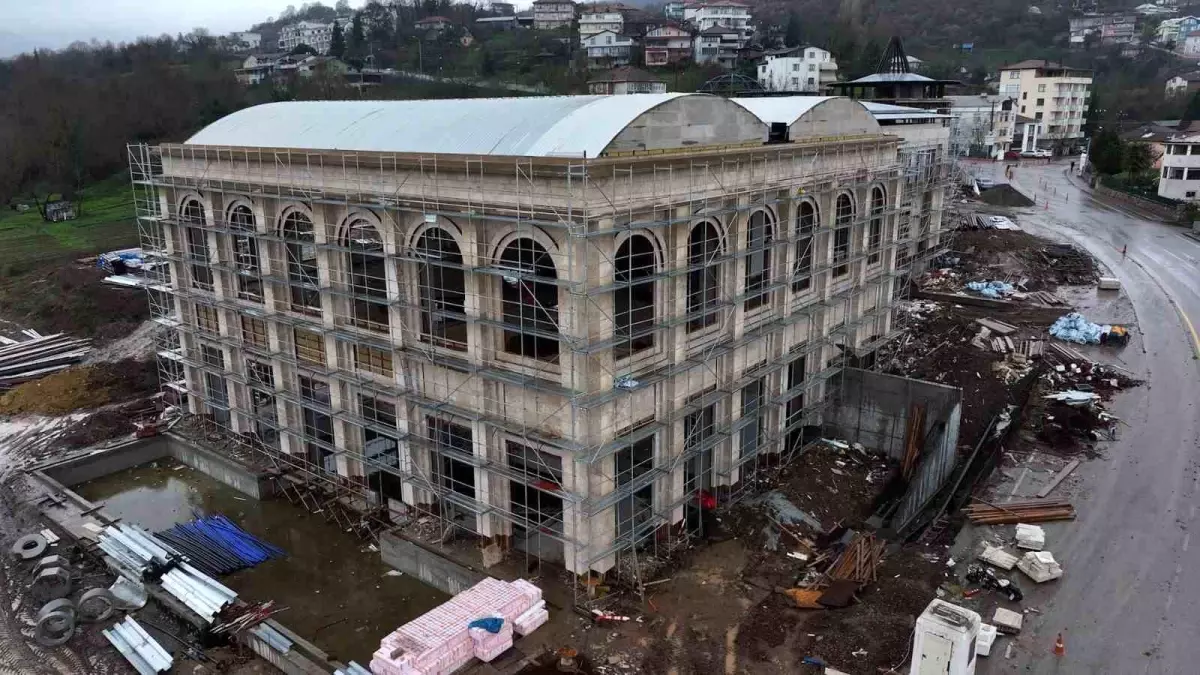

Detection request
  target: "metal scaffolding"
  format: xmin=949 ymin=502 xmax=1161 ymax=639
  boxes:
xmin=128 ymin=130 xmax=951 ymax=597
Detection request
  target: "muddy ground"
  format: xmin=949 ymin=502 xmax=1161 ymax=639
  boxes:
xmin=0 ymin=261 xmax=149 ymax=343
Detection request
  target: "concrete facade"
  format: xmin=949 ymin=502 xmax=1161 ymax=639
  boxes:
xmin=131 ymin=94 xmax=947 ymax=580
xmin=757 ymin=47 xmax=839 ymax=94
xmin=1158 ymin=134 xmax=1200 ymax=201
xmin=532 ymin=0 xmax=576 ymax=30
xmin=997 ymin=61 xmax=1092 ymax=151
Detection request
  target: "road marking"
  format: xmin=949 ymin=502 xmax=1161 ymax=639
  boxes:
xmin=1180 ymin=305 xmax=1200 ymax=360
xmin=1192 ymin=504 xmax=1197 ymax=520
xmin=1185 ymin=533 xmax=1191 ymax=552
xmin=1128 ymin=256 xmax=1200 ymax=361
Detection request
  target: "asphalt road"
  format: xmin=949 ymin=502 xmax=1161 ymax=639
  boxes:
xmin=968 ymin=161 xmax=1200 ymax=674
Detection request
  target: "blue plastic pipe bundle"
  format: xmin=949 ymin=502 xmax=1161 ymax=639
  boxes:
xmin=155 ymin=515 xmax=285 ymax=576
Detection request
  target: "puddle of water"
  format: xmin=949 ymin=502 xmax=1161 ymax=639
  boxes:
xmin=76 ymin=459 xmax=449 ymax=663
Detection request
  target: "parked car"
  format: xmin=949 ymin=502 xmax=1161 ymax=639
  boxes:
xmin=1004 ymin=150 xmax=1021 ymax=160
xmin=1020 ymin=149 xmax=1052 ymax=158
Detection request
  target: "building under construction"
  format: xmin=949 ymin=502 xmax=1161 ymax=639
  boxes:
xmin=128 ymin=93 xmax=950 ymax=582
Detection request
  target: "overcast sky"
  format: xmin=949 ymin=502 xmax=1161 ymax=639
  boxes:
xmin=0 ymin=1 xmax=345 ymax=57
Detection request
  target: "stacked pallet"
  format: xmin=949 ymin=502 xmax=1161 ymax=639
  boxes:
xmin=965 ymin=499 xmax=1075 ymax=525
xmin=828 ymin=533 xmax=887 ymax=583
xmin=370 ymin=578 xmax=545 ymax=675
xmin=0 ymin=332 xmax=91 ymax=389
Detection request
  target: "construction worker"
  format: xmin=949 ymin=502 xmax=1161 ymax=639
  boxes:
xmin=1070 ymin=160 xmax=1076 ymax=173
xmin=1122 ymin=244 xmax=1128 ymax=260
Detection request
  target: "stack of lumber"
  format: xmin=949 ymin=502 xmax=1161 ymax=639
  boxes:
xmin=965 ymin=499 xmax=1075 ymax=525
xmin=827 ymin=533 xmax=887 ymax=583
xmin=0 ymin=332 xmax=91 ymax=389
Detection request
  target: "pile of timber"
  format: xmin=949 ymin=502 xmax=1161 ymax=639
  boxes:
xmin=965 ymin=499 xmax=1076 ymax=525
xmin=827 ymin=532 xmax=887 ymax=583
xmin=0 ymin=331 xmax=91 ymax=389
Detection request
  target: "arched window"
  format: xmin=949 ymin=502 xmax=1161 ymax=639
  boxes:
xmin=686 ymin=222 xmax=722 ymax=332
xmin=744 ymin=209 xmax=774 ymax=310
xmin=414 ymin=228 xmax=467 ymax=351
xmin=182 ymin=199 xmax=213 ymax=291
xmin=868 ymin=187 xmax=886 ymax=265
xmin=614 ymin=234 xmax=657 ymax=358
xmin=499 ymin=238 xmax=559 ymax=361
xmin=832 ymin=194 xmax=854 ymax=278
xmin=343 ymin=219 xmax=389 ymax=333
xmin=282 ymin=211 xmax=320 ymax=314
xmin=793 ymin=201 xmax=816 ymax=293
xmin=229 ymin=204 xmax=262 ymax=301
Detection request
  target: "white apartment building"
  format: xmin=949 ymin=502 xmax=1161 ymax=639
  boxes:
xmin=643 ymin=25 xmax=693 ymax=66
xmin=694 ymin=26 xmax=742 ymax=68
xmin=757 ymin=47 xmax=839 ymax=93
xmin=683 ymin=1 xmax=753 ymax=42
xmin=947 ymin=94 xmax=1014 ymax=158
xmin=664 ymin=1 xmax=685 ymax=20
xmin=581 ymin=30 xmax=634 ymax=69
xmin=579 ymin=7 xmax=625 ymax=38
xmin=278 ymin=21 xmax=335 ymax=54
xmin=1158 ymin=134 xmax=1200 ymax=200
xmin=532 ymin=0 xmax=577 ymax=30
xmin=231 ymin=32 xmax=262 ymax=51
xmin=997 ymin=60 xmax=1092 ymax=152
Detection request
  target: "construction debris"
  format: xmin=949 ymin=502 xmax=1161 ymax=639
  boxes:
xmin=827 ymin=532 xmax=887 ymax=584
xmin=965 ymin=499 xmax=1076 ymax=525
xmin=978 ymin=544 xmax=1019 ymax=570
xmin=1016 ymin=551 xmax=1063 ymax=583
xmin=0 ymin=332 xmax=92 ymax=389
xmin=992 ymin=607 xmax=1024 ymax=634
xmin=1015 ymin=524 xmax=1046 ymax=551
xmin=977 ymin=624 xmax=999 ymax=657
xmin=975 ymin=318 xmax=1018 ymax=335
xmin=103 ymin=615 xmax=173 ymax=675
xmin=966 ymin=280 xmax=1016 ymax=298
xmin=1036 ymin=460 xmax=1081 ymax=499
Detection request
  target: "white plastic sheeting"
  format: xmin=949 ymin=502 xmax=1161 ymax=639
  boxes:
xmin=185 ymin=94 xmax=691 ymax=157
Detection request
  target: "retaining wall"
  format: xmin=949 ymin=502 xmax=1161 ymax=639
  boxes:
xmin=379 ymin=529 xmax=486 ymax=596
xmin=1094 ymin=183 xmax=1185 ymax=222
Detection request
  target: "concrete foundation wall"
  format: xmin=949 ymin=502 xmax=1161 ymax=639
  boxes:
xmin=379 ymin=529 xmax=485 ymax=596
xmin=829 ymin=367 xmax=962 ymax=458
xmin=42 ymin=439 xmax=172 ymax=487
xmin=38 ymin=434 xmax=274 ymax=500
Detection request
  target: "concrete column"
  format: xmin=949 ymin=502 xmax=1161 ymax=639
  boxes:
xmin=730 ymin=197 xmax=750 ymax=340
xmin=462 ymin=219 xmax=485 ymax=366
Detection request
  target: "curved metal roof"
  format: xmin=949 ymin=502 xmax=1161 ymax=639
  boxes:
xmin=729 ymin=96 xmax=837 ymax=125
xmin=184 ymin=94 xmax=695 ymax=158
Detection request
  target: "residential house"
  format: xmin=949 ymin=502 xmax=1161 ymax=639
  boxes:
xmin=947 ymin=94 xmax=1015 ymax=158
xmin=1166 ymin=71 xmax=1200 ymax=96
xmin=294 ymin=55 xmax=348 ymax=78
xmin=582 ymin=30 xmax=635 ymax=68
xmin=1136 ymin=2 xmax=1177 ymax=15
xmin=643 ymin=24 xmax=693 ymax=66
xmin=1068 ymin=13 xmax=1137 ymax=47
xmin=580 ymin=4 xmax=627 ymax=38
xmin=1156 ymin=16 xmax=1200 ymax=45
xmin=235 ymin=53 xmax=289 ymax=85
xmin=516 ymin=10 xmax=535 ymax=27
xmin=588 ymin=66 xmax=667 ymax=94
xmin=476 ymin=16 xmax=519 ymax=29
xmin=694 ymin=25 xmax=742 ymax=68
xmin=996 ymin=60 xmax=1092 ymax=152
xmin=230 ymin=32 xmax=261 ymax=51
xmin=1186 ymin=31 xmax=1200 ymax=55
xmin=415 ymin=16 xmax=453 ymax=32
xmin=683 ymin=2 xmax=753 ymax=42
xmin=278 ymin=21 xmax=336 ymax=54
xmin=1157 ymin=133 xmax=1200 ymax=200
xmin=664 ymin=1 xmax=685 ymax=20
xmin=491 ymin=2 xmax=516 ymax=14
xmin=1121 ymin=123 xmax=1176 ymax=169
xmin=533 ymin=0 xmax=576 ymax=30
xmin=756 ymin=46 xmax=839 ymax=93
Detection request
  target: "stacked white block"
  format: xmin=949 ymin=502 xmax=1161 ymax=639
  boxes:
xmin=514 ymin=601 xmax=549 ymax=636
xmin=370 ymin=578 xmax=548 ymax=675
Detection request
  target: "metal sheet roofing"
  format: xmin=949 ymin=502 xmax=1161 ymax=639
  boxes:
xmin=861 ymin=101 xmax=950 ymax=120
xmin=184 ymin=94 xmax=691 ymax=158
xmin=844 ymin=72 xmax=936 ymax=84
xmin=729 ymin=96 xmax=836 ymax=125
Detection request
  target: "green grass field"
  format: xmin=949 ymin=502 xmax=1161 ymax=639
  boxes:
xmin=0 ymin=176 xmax=138 ymax=272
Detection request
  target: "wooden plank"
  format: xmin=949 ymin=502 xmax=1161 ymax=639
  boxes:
xmin=1036 ymin=459 xmax=1081 ymax=499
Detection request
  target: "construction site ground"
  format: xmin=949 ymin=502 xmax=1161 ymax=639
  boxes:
xmin=0 ymin=207 xmax=1147 ymax=674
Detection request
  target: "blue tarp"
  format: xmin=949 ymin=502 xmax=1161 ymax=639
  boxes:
xmin=468 ymin=617 xmax=504 ymax=634
xmin=965 ymin=281 xmax=1015 ymax=298
xmin=1049 ymin=313 xmax=1104 ymax=344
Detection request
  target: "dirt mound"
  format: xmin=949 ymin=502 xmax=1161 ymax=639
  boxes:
xmin=979 ymin=184 xmax=1035 ymax=207
xmin=0 ymin=262 xmax=149 ymax=343
xmin=0 ymin=358 xmax=158 ymax=415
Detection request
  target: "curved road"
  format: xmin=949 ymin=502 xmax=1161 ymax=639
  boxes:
xmin=970 ymin=161 xmax=1200 ymax=674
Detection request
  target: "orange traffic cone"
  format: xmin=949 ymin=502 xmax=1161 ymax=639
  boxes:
xmin=1053 ymin=633 xmax=1066 ymax=657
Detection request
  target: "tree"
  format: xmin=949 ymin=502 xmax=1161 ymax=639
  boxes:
xmin=335 ymin=0 xmax=351 ymax=13
xmin=1183 ymin=90 xmax=1200 ymax=124
xmin=289 ymin=43 xmax=317 ymax=56
xmin=1124 ymin=142 xmax=1153 ymax=176
xmin=785 ymin=12 xmax=803 ymax=48
xmin=349 ymin=12 xmax=366 ymax=60
xmin=1088 ymin=127 xmax=1124 ymax=176
xmin=330 ymin=21 xmax=346 ymax=59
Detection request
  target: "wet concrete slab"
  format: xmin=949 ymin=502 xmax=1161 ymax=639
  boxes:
xmin=75 ymin=458 xmax=449 ymax=664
